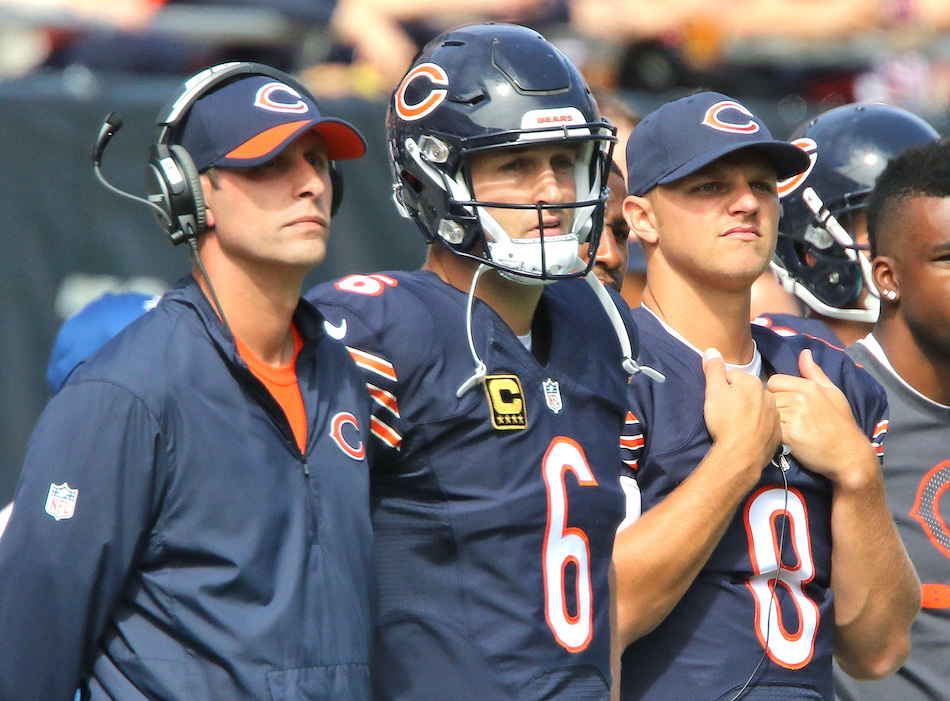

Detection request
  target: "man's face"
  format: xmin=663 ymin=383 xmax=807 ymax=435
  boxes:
xmin=635 ymin=150 xmax=780 ymax=292
xmin=468 ymin=143 xmax=579 ymax=240
xmin=580 ymin=169 xmax=629 ymax=292
xmin=885 ymin=195 xmax=950 ymax=358
xmin=201 ymin=131 xmax=334 ymax=274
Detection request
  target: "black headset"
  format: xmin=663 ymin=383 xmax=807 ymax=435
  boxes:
xmin=145 ymin=62 xmax=345 ymax=246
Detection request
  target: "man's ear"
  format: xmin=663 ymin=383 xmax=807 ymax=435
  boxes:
xmin=200 ymin=173 xmax=215 ymax=231
xmin=623 ymin=195 xmax=658 ymax=246
xmin=872 ymin=255 xmax=898 ymax=300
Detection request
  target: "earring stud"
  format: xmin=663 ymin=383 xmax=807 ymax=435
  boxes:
xmin=883 ymin=289 xmax=897 ymax=301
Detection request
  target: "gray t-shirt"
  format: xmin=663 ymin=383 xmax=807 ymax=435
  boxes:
xmin=835 ymin=335 xmax=950 ymax=701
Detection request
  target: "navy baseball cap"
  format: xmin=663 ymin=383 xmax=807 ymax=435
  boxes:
xmin=625 ymin=92 xmax=809 ymax=197
xmin=173 ymin=74 xmax=367 ymax=172
xmin=47 ymin=292 xmax=160 ymax=393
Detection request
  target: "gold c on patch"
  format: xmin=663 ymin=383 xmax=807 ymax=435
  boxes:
xmin=484 ymin=375 xmax=527 ymax=430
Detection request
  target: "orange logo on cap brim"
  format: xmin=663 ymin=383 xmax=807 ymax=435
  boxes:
xmin=226 ymin=120 xmax=311 ymax=160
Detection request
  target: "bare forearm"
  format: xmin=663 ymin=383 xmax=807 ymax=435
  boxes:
xmin=609 ymin=563 xmax=620 ymax=701
xmin=831 ymin=451 xmax=919 ymax=679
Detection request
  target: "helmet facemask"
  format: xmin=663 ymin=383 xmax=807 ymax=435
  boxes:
xmin=397 ymin=123 xmax=614 ymax=285
xmin=467 ymin=133 xmax=612 ymax=284
xmin=773 ymin=186 xmax=878 ymax=321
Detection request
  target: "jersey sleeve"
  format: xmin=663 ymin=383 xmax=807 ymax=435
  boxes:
xmin=618 ymin=410 xmax=644 ymax=531
xmin=307 ymin=274 xmax=422 ymax=472
xmin=0 ymin=381 xmax=162 ymax=700
xmin=811 ymin=338 xmax=889 ymax=464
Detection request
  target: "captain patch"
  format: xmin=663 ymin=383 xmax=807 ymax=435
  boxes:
xmin=484 ymin=375 xmax=527 ymax=430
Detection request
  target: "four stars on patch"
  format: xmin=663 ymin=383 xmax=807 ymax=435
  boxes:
xmin=484 ymin=375 xmax=563 ymax=431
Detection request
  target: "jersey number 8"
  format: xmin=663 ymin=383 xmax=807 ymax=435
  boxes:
xmin=744 ymin=485 xmax=820 ymax=669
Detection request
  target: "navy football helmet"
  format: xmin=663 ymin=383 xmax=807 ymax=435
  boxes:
xmin=773 ymin=102 xmax=939 ymax=321
xmin=387 ymin=23 xmax=616 ymax=284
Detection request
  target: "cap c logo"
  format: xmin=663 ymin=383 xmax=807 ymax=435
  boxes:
xmin=777 ymin=138 xmax=817 ymax=198
xmin=254 ymin=82 xmax=309 ymax=115
xmin=702 ymin=100 xmax=759 ymax=134
xmin=395 ymin=63 xmax=449 ymax=122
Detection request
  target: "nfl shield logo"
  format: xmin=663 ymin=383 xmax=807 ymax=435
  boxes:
xmin=45 ymin=482 xmax=78 ymax=521
xmin=542 ymin=379 xmax=563 ymax=414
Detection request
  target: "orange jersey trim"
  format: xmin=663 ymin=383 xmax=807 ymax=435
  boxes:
xmin=347 ymin=347 xmax=397 ymax=381
xmin=371 ymin=416 xmax=402 ymax=449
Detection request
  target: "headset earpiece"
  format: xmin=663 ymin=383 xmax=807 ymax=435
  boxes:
xmin=146 ymin=142 xmax=206 ymax=245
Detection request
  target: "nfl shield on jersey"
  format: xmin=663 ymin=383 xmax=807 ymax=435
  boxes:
xmin=45 ymin=482 xmax=78 ymax=521
xmin=308 ymin=271 xmax=634 ymax=699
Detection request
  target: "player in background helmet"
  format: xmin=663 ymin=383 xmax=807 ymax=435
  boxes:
xmin=308 ymin=23 xmax=651 ymax=699
xmin=762 ymin=102 xmax=940 ymax=346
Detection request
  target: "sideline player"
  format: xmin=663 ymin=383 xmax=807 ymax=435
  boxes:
xmin=46 ymin=291 xmax=161 ymax=394
xmin=582 ymin=159 xmax=631 ymax=292
xmin=0 ymin=63 xmax=375 ymax=699
xmin=835 ymin=139 xmax=950 ymax=701
xmin=613 ymin=92 xmax=918 ymax=700
xmin=308 ymin=23 xmax=642 ymax=700
xmin=761 ymin=102 xmax=939 ymax=346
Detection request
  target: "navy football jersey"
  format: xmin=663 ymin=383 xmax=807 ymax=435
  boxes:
xmin=307 ymin=271 xmax=632 ymax=700
xmin=752 ymin=313 xmax=844 ymax=348
xmin=620 ymin=307 xmax=887 ymax=701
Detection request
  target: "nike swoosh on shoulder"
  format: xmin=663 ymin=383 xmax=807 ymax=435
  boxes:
xmin=324 ymin=318 xmax=347 ymax=340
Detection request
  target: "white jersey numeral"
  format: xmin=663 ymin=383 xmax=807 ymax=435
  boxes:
xmin=744 ymin=485 xmax=820 ymax=669
xmin=542 ymin=437 xmax=597 ymax=652
xmin=334 ymin=273 xmax=398 ymax=296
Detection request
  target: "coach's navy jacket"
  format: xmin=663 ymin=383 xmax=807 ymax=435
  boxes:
xmin=0 ymin=276 xmax=375 ymax=700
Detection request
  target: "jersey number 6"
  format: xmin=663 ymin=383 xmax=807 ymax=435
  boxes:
xmin=542 ymin=437 xmax=597 ymax=652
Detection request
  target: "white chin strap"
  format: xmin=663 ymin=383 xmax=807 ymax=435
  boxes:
xmin=770 ymin=261 xmax=880 ymax=324
xmin=583 ymin=269 xmax=665 ymax=383
xmin=485 ymin=230 xmax=583 ymax=285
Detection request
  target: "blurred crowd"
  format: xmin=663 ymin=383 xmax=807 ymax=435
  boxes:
xmin=1 ymin=0 xmax=950 ymax=114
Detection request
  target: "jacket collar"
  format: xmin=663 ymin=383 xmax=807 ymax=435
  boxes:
xmin=164 ymin=275 xmax=328 ymax=357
